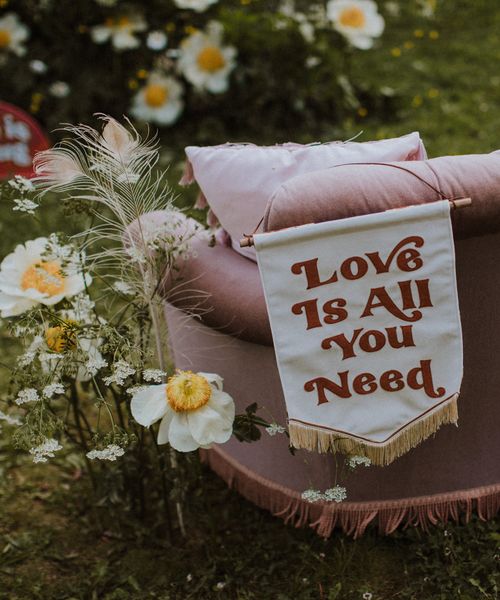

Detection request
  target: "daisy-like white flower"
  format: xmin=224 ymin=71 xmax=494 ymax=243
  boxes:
xmin=0 ymin=13 xmax=29 ymax=57
xmin=174 ymin=0 xmax=219 ymax=11
xmin=91 ymin=14 xmax=147 ymax=51
xmin=131 ymin=371 xmax=235 ymax=452
xmin=177 ymin=21 xmax=236 ymax=94
xmin=130 ymin=72 xmax=184 ymax=126
xmin=0 ymin=238 xmax=91 ymax=318
xmin=326 ymin=0 xmax=384 ymax=49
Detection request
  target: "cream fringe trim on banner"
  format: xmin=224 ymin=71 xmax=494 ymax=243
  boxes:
xmin=288 ymin=393 xmax=459 ymax=466
xmin=201 ymin=446 xmax=500 ymax=539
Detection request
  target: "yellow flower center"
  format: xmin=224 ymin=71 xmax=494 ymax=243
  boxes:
xmin=0 ymin=29 xmax=11 ymax=48
xmin=45 ymin=321 xmax=77 ymax=353
xmin=144 ymin=84 xmax=169 ymax=108
xmin=21 ymin=261 xmax=65 ymax=296
xmin=117 ymin=16 xmax=131 ymax=29
xmin=197 ymin=46 xmax=226 ymax=73
xmin=339 ymin=6 xmax=366 ymax=29
xmin=166 ymin=371 xmax=211 ymax=413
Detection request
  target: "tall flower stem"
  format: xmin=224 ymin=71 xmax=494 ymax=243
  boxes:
xmin=149 ymin=296 xmax=186 ymax=538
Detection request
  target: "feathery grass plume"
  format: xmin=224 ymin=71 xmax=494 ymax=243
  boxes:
xmin=33 ymin=115 xmax=200 ymax=306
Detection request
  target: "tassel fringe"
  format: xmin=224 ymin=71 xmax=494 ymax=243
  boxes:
xmin=288 ymin=394 xmax=459 ymax=466
xmin=200 ymin=446 xmax=500 ymax=539
xmin=179 ymin=159 xmax=195 ymax=186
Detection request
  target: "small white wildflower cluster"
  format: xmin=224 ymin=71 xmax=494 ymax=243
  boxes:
xmin=29 ymin=438 xmax=63 ymax=463
xmin=42 ymin=383 xmax=65 ymax=399
xmin=0 ymin=410 xmax=22 ymax=426
xmin=17 ymin=335 xmax=44 ymax=367
xmin=8 ymin=175 xmax=35 ymax=193
xmin=143 ymin=368 xmax=166 ymax=383
xmin=15 ymin=387 xmax=40 ymax=405
xmin=347 ymin=455 xmax=372 ymax=469
xmin=70 ymin=294 xmax=96 ymax=323
xmin=265 ymin=423 xmax=286 ymax=436
xmin=13 ymin=198 xmax=38 ymax=215
xmin=86 ymin=355 xmax=108 ymax=377
xmin=87 ymin=444 xmax=125 ymax=461
xmin=301 ymin=485 xmax=347 ymax=504
xmin=103 ymin=360 xmax=135 ymax=386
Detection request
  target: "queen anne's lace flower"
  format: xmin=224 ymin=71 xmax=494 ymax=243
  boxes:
xmin=0 ymin=410 xmax=22 ymax=426
xmin=131 ymin=371 xmax=235 ymax=452
xmin=143 ymin=369 xmax=166 ymax=383
xmin=323 ymin=486 xmax=347 ymax=503
xmin=13 ymin=198 xmax=38 ymax=214
xmin=8 ymin=175 xmax=35 ymax=193
xmin=113 ymin=280 xmax=134 ymax=295
xmin=86 ymin=355 xmax=108 ymax=377
xmin=87 ymin=444 xmax=125 ymax=461
xmin=29 ymin=438 xmax=63 ymax=463
xmin=15 ymin=387 xmax=40 ymax=405
xmin=42 ymin=383 xmax=65 ymax=398
xmin=347 ymin=455 xmax=371 ymax=468
xmin=302 ymin=486 xmax=347 ymax=503
xmin=265 ymin=423 xmax=286 ymax=436
xmin=103 ymin=360 xmax=135 ymax=386
xmin=301 ymin=489 xmax=324 ymax=503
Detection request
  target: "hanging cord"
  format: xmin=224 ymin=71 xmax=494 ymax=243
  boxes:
xmin=240 ymin=161 xmax=472 ymax=247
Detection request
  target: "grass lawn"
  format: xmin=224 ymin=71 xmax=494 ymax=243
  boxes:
xmin=1 ymin=2 xmax=499 ymax=599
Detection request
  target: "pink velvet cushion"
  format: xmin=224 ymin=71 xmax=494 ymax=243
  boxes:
xmin=264 ymin=152 xmax=500 ymax=238
xmin=185 ymin=133 xmax=427 ymax=262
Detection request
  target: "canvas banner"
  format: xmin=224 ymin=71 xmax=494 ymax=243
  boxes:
xmin=254 ymin=201 xmax=463 ymax=465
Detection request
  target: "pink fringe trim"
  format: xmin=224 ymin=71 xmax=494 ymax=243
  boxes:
xmin=200 ymin=447 xmax=500 ymax=539
xmin=179 ymin=160 xmax=195 ymax=186
xmin=194 ymin=191 xmax=208 ymax=210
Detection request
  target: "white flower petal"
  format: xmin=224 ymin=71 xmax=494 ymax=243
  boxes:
xmin=208 ymin=388 xmax=235 ymax=423
xmin=157 ymin=408 xmax=174 ymax=444
xmin=168 ymin=412 xmax=199 ymax=451
xmin=198 ymin=372 xmax=223 ymax=391
xmin=187 ymin=404 xmax=233 ymax=446
xmin=131 ymin=384 xmax=167 ymax=426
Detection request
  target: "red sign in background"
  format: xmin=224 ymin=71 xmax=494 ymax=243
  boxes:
xmin=0 ymin=101 xmax=50 ymax=179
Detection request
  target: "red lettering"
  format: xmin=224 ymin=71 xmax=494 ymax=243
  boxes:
xmin=340 ymin=256 xmax=368 ymax=280
xmin=358 ymin=329 xmax=386 ymax=353
xmin=291 ymin=299 xmax=322 ymax=330
xmin=353 ymin=373 xmax=377 ymax=395
xmin=322 ymin=298 xmax=348 ymax=325
xmin=304 ymin=373 xmax=351 ymax=404
xmin=361 ymin=286 xmax=422 ymax=322
xmin=380 ymin=370 xmax=404 ymax=392
xmin=291 ymin=258 xmax=337 ymax=290
xmin=407 ymin=360 xmax=445 ymax=398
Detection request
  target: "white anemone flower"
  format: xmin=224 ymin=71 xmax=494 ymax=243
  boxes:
xmin=130 ymin=72 xmax=184 ymax=126
xmin=178 ymin=22 xmax=236 ymax=94
xmin=91 ymin=14 xmax=147 ymax=51
xmin=174 ymin=0 xmax=219 ymax=12
xmin=0 ymin=238 xmax=91 ymax=318
xmin=131 ymin=371 xmax=235 ymax=452
xmin=0 ymin=13 xmax=29 ymax=56
xmin=327 ymin=0 xmax=384 ymax=49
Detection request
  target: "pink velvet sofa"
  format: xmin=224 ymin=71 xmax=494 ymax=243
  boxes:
xmin=159 ymin=152 xmax=500 ymax=537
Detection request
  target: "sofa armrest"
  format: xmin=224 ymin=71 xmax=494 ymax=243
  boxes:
xmin=263 ymin=152 xmax=500 ymax=239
